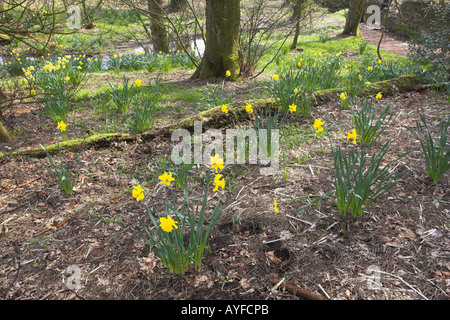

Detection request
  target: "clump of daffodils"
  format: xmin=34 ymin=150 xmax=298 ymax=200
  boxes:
xmin=136 ymin=154 xmax=226 ymax=274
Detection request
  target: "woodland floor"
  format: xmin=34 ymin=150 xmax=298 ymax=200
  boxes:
xmin=1 ymin=88 xmax=448 ymax=300
xmin=0 ymin=18 xmax=449 ymax=300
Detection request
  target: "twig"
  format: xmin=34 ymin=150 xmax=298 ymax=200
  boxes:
xmin=270 ymin=279 xmax=327 ymax=300
xmin=318 ymin=284 xmax=331 ymax=299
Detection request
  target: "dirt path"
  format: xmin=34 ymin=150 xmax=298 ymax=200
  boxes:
xmin=323 ymin=16 xmax=410 ymax=57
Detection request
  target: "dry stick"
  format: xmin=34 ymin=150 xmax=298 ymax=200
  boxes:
xmin=270 ymin=279 xmax=327 ymax=300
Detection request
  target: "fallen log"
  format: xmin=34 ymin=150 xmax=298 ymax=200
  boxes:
xmin=0 ymin=74 xmax=421 ymax=158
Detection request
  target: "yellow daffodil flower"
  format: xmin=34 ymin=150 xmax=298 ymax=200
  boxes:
xmin=213 ymin=174 xmax=225 ymax=192
xmin=246 ymin=103 xmax=253 ymax=113
xmin=289 ymin=103 xmax=297 ymax=113
xmin=159 ymin=171 xmax=175 ymax=186
xmin=347 ymin=129 xmax=357 ymax=144
xmin=226 ymin=70 xmax=231 ymax=77
xmin=221 ymin=104 xmax=228 ymax=114
xmin=135 ymin=79 xmax=142 ymax=86
xmin=273 ymin=74 xmax=279 ymax=81
xmin=160 ymin=216 xmax=178 ymax=233
xmin=340 ymin=92 xmax=346 ymax=100
xmin=313 ymin=118 xmax=324 ymax=133
xmin=210 ymin=154 xmax=224 ymax=173
xmin=132 ymin=185 xmax=145 ymax=201
xmin=57 ymin=121 xmax=66 ymax=132
xmin=273 ymin=199 xmax=279 ymax=213
xmin=375 ymin=92 xmax=382 ymax=100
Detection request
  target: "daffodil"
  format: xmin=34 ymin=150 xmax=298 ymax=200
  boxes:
xmin=378 ymin=59 xmax=382 ymax=64
xmin=245 ymin=103 xmax=253 ymax=113
xmin=160 ymin=216 xmax=178 ymax=233
xmin=221 ymin=104 xmax=228 ymax=114
xmin=313 ymin=118 xmax=324 ymax=133
xmin=297 ymin=62 xmax=302 ymax=67
xmin=113 ymin=54 xmax=118 ymax=58
xmin=159 ymin=171 xmax=175 ymax=186
xmin=213 ymin=174 xmax=225 ymax=192
xmin=336 ymin=52 xmax=341 ymax=57
xmin=210 ymin=154 xmax=224 ymax=173
xmin=375 ymin=92 xmax=382 ymax=100
xmin=340 ymin=92 xmax=347 ymax=100
xmin=30 ymin=89 xmax=35 ymax=95
xmin=65 ymin=76 xmax=70 ymax=82
xmin=57 ymin=121 xmax=66 ymax=132
xmin=273 ymin=199 xmax=279 ymax=213
xmin=347 ymin=129 xmax=357 ymax=144
xmin=289 ymin=103 xmax=297 ymax=113
xmin=273 ymin=74 xmax=279 ymax=81
xmin=225 ymin=70 xmax=231 ymax=77
xmin=135 ymin=79 xmax=142 ymax=86
xmin=132 ymin=185 xmax=145 ymax=201
xmin=367 ymin=66 xmax=373 ymax=71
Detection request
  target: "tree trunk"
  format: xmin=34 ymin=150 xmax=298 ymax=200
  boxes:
xmin=147 ymin=0 xmax=169 ymax=53
xmin=343 ymin=0 xmax=365 ymax=36
xmin=290 ymin=0 xmax=307 ymax=50
xmin=191 ymin=0 xmax=241 ymax=80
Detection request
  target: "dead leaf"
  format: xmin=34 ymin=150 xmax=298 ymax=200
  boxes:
xmin=266 ymin=251 xmax=281 ymax=264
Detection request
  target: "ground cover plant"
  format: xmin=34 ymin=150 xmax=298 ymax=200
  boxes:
xmin=0 ymin=0 xmax=448 ymax=303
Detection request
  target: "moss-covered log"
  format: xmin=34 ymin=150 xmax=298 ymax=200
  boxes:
xmin=0 ymin=74 xmax=421 ymax=158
